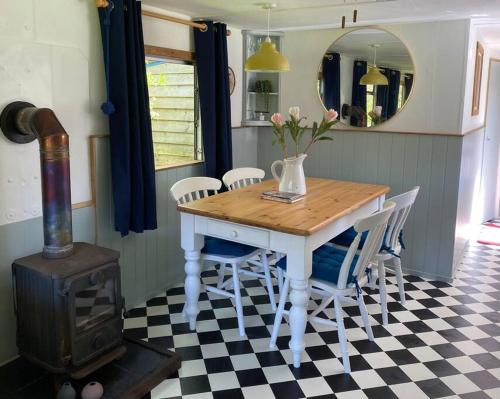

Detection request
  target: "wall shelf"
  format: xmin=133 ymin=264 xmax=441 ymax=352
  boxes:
xmin=242 ymin=31 xmax=283 ymax=126
xmin=247 ymin=92 xmax=279 ymax=95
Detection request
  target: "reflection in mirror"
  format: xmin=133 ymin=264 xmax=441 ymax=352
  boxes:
xmin=318 ymin=28 xmax=414 ymax=128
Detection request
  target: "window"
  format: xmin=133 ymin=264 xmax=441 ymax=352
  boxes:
xmin=366 ymin=83 xmax=405 ymax=127
xmin=366 ymin=84 xmax=375 ymax=128
xmin=145 ymin=47 xmax=201 ymax=169
xmin=397 ymin=83 xmax=404 ymax=110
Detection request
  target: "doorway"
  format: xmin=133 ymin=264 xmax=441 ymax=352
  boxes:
xmin=481 ymin=59 xmax=500 ymax=221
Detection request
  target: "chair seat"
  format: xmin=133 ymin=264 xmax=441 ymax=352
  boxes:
xmin=276 ymin=245 xmax=358 ymax=285
xmin=202 ymin=236 xmax=258 ymax=258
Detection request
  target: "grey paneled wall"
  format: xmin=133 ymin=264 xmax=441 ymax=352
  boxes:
xmin=257 ymin=127 xmax=463 ymax=281
xmin=0 ymin=207 xmax=94 ymax=364
xmin=94 ymin=138 xmax=204 ymax=310
xmin=232 ymin=127 xmax=259 ymax=168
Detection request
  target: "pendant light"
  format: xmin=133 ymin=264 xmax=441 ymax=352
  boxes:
xmin=360 ymin=44 xmax=388 ymax=86
xmin=244 ymin=4 xmax=290 ymax=72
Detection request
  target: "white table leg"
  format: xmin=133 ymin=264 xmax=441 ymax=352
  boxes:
xmin=181 ymin=213 xmax=204 ymax=330
xmin=184 ymin=249 xmax=202 ymax=330
xmin=276 ymin=234 xmax=312 ymax=369
xmin=288 ymin=278 xmax=309 ymax=368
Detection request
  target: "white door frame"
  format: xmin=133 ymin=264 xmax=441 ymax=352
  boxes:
xmin=481 ymin=58 xmax=500 ymax=221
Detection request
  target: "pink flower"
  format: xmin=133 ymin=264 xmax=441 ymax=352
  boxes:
xmin=271 ymin=113 xmax=283 ymax=126
xmin=325 ymin=108 xmax=338 ymax=122
xmin=289 ymin=106 xmax=300 ymax=120
xmin=373 ymin=106 xmax=382 ymax=117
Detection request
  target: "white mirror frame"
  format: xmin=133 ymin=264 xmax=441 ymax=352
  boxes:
xmin=317 ymin=26 xmax=416 ymax=130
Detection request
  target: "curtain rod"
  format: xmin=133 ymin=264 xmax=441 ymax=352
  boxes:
xmin=94 ymin=2 xmax=231 ymax=36
xmin=141 ymin=10 xmax=231 ymax=36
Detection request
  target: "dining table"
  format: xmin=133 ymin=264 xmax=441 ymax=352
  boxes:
xmin=177 ymin=177 xmax=390 ymax=367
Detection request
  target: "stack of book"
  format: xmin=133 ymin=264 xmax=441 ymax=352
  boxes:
xmin=261 ymin=190 xmax=305 ymax=204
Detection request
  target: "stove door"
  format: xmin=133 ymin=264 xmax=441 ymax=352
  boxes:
xmin=66 ymin=263 xmax=123 ymax=366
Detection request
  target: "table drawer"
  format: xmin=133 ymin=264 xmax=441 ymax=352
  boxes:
xmin=206 ymin=219 xmax=269 ymax=248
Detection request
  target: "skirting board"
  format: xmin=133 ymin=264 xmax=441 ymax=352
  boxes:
xmin=400 ymin=266 xmax=454 ymax=284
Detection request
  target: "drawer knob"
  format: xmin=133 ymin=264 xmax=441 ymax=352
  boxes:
xmin=231 ymin=230 xmax=238 ymax=238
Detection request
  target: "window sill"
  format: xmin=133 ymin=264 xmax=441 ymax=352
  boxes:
xmin=155 ymin=160 xmax=204 ymax=172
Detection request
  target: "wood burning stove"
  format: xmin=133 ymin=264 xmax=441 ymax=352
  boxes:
xmin=12 ymin=243 xmax=124 ymax=374
xmin=1 ymin=102 xmax=126 ymax=378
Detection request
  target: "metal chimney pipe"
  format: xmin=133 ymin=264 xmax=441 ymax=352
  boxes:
xmin=0 ymin=102 xmax=73 ymax=258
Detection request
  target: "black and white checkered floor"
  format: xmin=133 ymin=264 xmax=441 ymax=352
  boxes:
xmin=124 ymin=242 xmax=500 ymax=399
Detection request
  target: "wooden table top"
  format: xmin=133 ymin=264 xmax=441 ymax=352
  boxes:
xmin=177 ymin=177 xmax=390 ymax=236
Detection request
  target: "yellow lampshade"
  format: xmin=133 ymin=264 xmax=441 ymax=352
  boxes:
xmin=244 ymin=38 xmax=290 ymax=72
xmin=360 ymin=67 xmax=388 ymax=86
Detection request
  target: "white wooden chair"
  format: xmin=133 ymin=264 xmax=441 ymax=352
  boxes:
xmin=269 ymin=201 xmax=396 ymax=374
xmin=222 ymin=167 xmax=285 ymax=294
xmin=331 ymin=187 xmax=420 ymax=325
xmin=170 ymin=176 xmax=276 ymax=336
xmin=222 ymin=167 xmax=266 ymax=191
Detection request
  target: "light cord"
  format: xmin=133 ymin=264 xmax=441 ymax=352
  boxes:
xmin=267 ymin=7 xmax=270 ymax=39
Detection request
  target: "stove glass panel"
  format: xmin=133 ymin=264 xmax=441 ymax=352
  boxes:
xmin=75 ymin=278 xmax=116 ymax=333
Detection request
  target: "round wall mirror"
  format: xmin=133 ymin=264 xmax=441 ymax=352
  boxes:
xmin=318 ymin=28 xmax=415 ymax=128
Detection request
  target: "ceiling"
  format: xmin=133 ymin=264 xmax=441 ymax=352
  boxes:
xmin=327 ymin=28 xmax=414 ymax=71
xmin=479 ymin=25 xmax=500 ymax=49
xmin=143 ymin=0 xmax=500 ymax=31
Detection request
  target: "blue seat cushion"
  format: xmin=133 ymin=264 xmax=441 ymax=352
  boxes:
xmin=277 ymin=245 xmax=358 ymax=286
xmin=331 ymin=227 xmax=399 ymax=253
xmin=331 ymin=227 xmax=368 ymax=248
xmin=202 ymin=236 xmax=258 ymax=258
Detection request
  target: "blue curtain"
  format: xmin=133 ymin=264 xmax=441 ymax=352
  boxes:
xmin=376 ymin=68 xmax=391 ymax=120
xmin=387 ymin=69 xmax=401 ymax=118
xmin=350 ymin=60 xmax=367 ymax=127
xmin=98 ymin=0 xmax=157 ymax=236
xmin=404 ymin=74 xmax=414 ymax=101
xmin=322 ymin=53 xmax=341 ymax=114
xmin=194 ymin=22 xmax=233 ymax=180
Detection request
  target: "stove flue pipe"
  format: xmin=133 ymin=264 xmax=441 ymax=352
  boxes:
xmin=0 ymin=102 xmax=73 ymax=259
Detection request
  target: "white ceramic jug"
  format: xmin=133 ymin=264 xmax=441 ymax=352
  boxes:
xmin=271 ymin=153 xmax=307 ymax=194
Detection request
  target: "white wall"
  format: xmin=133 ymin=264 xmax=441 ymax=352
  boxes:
xmin=453 ymin=23 xmax=500 ymax=260
xmin=461 ymin=21 xmax=492 ymax=133
xmin=280 ymin=20 xmax=469 ymax=134
xmin=0 ymin=4 xmax=246 ymax=229
xmin=227 ymin=28 xmax=244 ymax=127
xmin=0 ymin=0 xmax=107 ymax=226
xmin=339 ymin=54 xmax=354 ymax=121
xmin=482 ymin=61 xmax=500 ymax=220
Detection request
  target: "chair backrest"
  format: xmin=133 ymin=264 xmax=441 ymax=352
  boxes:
xmin=337 ymin=201 xmax=396 ymax=289
xmin=170 ymin=176 xmax=222 ymax=204
xmin=222 ymin=167 xmax=265 ymax=190
xmin=383 ymin=186 xmax=420 ymax=252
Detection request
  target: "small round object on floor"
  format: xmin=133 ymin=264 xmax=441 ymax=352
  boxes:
xmin=81 ymin=381 xmax=104 ymax=399
xmin=57 ymin=381 xmax=76 ymax=399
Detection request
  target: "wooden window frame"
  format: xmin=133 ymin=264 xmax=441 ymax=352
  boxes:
xmin=145 ymin=45 xmax=203 ymax=171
